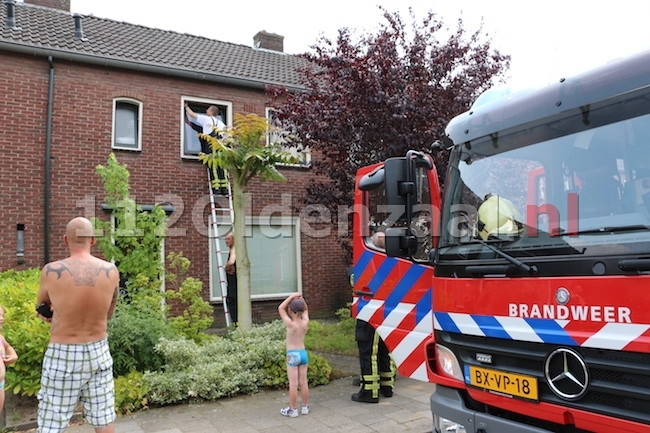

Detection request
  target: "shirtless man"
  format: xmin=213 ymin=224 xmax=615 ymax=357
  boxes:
xmin=224 ymin=232 xmax=237 ymax=325
xmin=36 ymin=217 xmax=119 ymax=433
xmin=278 ymin=293 xmax=310 ymax=418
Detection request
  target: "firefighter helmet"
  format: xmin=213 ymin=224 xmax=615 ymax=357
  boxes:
xmin=477 ymin=195 xmax=523 ymax=240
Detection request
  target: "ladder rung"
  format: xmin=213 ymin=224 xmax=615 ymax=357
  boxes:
xmin=207 ymin=170 xmax=234 ymax=328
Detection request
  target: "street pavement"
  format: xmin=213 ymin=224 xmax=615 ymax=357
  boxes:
xmin=56 ymin=375 xmax=436 ymax=433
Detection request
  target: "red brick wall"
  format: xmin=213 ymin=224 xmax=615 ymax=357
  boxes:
xmin=0 ymin=51 xmax=351 ymax=323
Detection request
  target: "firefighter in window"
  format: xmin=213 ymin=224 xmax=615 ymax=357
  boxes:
xmin=476 ymin=194 xmax=524 ymax=240
xmin=347 ymin=267 xmax=396 ymax=403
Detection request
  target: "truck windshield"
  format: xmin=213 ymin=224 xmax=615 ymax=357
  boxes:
xmin=439 ymin=87 xmax=650 ymax=262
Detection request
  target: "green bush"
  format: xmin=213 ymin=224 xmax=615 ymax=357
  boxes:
xmin=144 ymin=321 xmax=332 ymax=406
xmin=228 ymin=320 xmax=288 ymax=388
xmin=93 ymin=153 xmax=167 ymax=313
xmin=0 ymin=268 xmax=50 ymax=396
xmin=307 ymin=354 xmax=333 ymax=386
xmin=108 ymin=303 xmax=176 ymax=376
xmin=229 ymin=320 xmax=332 ymax=388
xmin=305 ymin=309 xmax=357 ymax=356
xmin=144 ymin=336 xmax=262 ymax=405
xmin=115 ymin=370 xmax=149 ymax=415
xmin=164 ymin=252 xmax=214 ymax=344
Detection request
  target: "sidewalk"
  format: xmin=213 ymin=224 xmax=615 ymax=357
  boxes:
xmin=14 ymin=353 xmax=436 ymax=433
xmin=63 ymin=375 xmax=435 ymax=433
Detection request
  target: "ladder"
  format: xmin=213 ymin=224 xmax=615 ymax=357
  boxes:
xmin=207 ymin=166 xmax=235 ymax=327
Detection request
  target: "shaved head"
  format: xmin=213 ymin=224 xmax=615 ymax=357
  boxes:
xmin=65 ymin=217 xmax=94 ymax=246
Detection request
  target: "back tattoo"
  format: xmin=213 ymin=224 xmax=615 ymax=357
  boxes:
xmin=45 ymin=260 xmax=115 ymax=286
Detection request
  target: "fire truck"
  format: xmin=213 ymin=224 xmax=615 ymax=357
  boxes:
xmin=352 ymin=49 xmax=650 ymax=432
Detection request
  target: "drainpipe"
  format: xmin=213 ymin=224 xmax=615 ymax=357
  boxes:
xmin=44 ymin=56 xmax=54 ymax=264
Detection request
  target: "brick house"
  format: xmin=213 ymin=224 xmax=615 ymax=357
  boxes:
xmin=0 ymin=0 xmax=350 ymax=325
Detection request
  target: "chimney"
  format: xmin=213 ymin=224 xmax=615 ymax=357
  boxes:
xmin=22 ymin=0 xmax=70 ymax=11
xmin=73 ymin=13 xmax=86 ymax=41
xmin=253 ymin=31 xmax=284 ymax=52
xmin=4 ymin=0 xmax=20 ymax=30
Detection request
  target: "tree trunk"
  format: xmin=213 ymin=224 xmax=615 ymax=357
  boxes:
xmin=232 ymin=174 xmax=252 ymax=330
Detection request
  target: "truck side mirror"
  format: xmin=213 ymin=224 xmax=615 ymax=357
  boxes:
xmin=385 ymin=227 xmax=417 ymax=257
xmin=383 ymin=151 xmax=434 ymax=258
xmin=384 ymin=157 xmax=409 ymax=223
xmin=359 ymin=166 xmax=385 ymax=191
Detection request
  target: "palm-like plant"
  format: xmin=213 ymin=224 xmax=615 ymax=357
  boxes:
xmin=198 ymin=113 xmax=300 ymax=330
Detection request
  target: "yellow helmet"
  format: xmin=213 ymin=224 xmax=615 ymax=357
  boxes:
xmin=477 ymin=195 xmax=523 ymax=240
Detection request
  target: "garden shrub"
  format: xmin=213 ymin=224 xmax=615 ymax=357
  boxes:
xmin=93 ymin=153 xmax=167 ymax=313
xmin=144 ymin=336 xmax=262 ymax=405
xmin=114 ymin=370 xmax=149 ymax=415
xmin=108 ymin=303 xmax=176 ymax=377
xmin=0 ymin=268 xmax=50 ymax=396
xmin=144 ymin=321 xmax=332 ymax=406
xmin=304 ymin=309 xmax=357 ymax=356
xmin=164 ymin=252 xmax=214 ymax=344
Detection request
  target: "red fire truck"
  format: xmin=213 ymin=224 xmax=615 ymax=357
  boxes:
xmin=353 ymin=49 xmax=650 ymax=432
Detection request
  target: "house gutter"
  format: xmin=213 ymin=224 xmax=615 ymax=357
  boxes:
xmin=0 ymin=42 xmax=305 ymax=92
xmin=44 ymin=55 xmax=54 ymax=264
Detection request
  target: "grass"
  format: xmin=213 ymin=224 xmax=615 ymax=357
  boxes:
xmin=305 ymin=307 xmax=357 ymax=356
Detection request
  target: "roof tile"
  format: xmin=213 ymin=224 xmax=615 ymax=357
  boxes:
xmin=1 ymin=2 xmax=308 ymax=89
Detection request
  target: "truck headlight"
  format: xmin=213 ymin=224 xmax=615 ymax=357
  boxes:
xmin=436 ymin=344 xmax=463 ymax=381
xmin=434 ymin=414 xmax=467 ymax=433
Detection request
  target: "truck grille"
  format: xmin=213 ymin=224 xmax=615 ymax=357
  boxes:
xmin=436 ymin=331 xmax=650 ymax=426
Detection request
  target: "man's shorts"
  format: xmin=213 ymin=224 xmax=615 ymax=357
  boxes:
xmin=37 ymin=338 xmax=115 ymax=432
xmin=286 ymin=349 xmax=309 ymax=367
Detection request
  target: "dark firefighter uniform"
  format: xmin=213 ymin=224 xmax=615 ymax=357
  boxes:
xmin=348 ymin=268 xmax=396 ymax=403
xmin=192 ymin=121 xmax=229 ymax=196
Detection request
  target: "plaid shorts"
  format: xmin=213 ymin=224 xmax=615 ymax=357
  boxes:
xmin=37 ymin=338 xmax=115 ymax=432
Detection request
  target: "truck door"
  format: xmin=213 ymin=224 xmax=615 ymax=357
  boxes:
xmin=352 ymin=153 xmax=441 ymax=382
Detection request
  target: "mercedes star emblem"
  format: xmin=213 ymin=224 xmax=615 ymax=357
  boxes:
xmin=555 ymin=287 xmax=570 ymax=305
xmin=545 ymin=347 xmax=589 ymax=400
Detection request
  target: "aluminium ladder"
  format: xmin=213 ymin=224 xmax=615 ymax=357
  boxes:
xmin=207 ymin=166 xmax=235 ymax=327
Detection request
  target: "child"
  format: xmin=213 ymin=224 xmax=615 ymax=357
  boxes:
xmin=0 ymin=305 xmax=18 ymax=413
xmin=278 ymin=293 xmax=309 ymax=418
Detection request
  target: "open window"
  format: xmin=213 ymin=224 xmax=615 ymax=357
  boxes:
xmin=181 ymin=97 xmax=232 ymax=158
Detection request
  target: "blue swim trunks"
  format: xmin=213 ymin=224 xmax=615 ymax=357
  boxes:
xmin=286 ymin=349 xmax=309 ymax=367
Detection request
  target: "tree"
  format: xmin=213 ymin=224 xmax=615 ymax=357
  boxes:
xmin=199 ymin=113 xmax=299 ymax=330
xmin=93 ymin=153 xmax=167 ymax=311
xmin=267 ymin=7 xmax=510 ymax=260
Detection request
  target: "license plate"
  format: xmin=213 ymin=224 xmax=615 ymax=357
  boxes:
xmin=464 ymin=365 xmax=538 ymax=401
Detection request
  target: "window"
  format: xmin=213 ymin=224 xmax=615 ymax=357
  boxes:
xmin=266 ymin=107 xmax=311 ymax=167
xmin=209 ymin=217 xmax=302 ymax=301
xmin=181 ymin=97 xmax=232 ymax=158
xmin=112 ymin=98 xmax=142 ymax=150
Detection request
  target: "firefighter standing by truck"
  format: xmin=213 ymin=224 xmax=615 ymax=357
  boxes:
xmin=347 ymin=231 xmax=396 ymax=403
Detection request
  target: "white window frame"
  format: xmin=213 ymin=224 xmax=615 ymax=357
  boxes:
xmin=266 ymin=107 xmax=311 ymax=167
xmin=181 ymin=96 xmax=232 ymax=159
xmin=209 ymin=216 xmax=302 ymax=302
xmin=112 ymin=98 xmax=143 ymax=151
